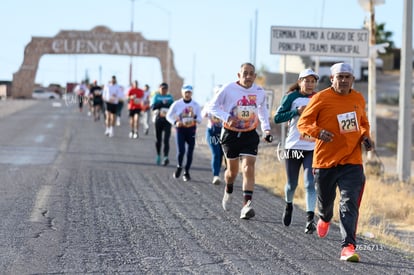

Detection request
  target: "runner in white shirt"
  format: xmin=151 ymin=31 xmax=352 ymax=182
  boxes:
xmin=74 ymin=81 xmax=88 ymax=112
xmin=167 ymin=85 xmax=202 ymax=182
xmin=208 ymin=62 xmax=273 ymax=219
xmin=102 ymin=75 xmax=123 ymax=137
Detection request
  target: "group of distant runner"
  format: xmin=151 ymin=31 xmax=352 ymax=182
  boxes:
xmin=73 ymin=76 xmax=151 ymax=138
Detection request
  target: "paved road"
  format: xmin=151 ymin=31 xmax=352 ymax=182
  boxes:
xmin=0 ymin=99 xmax=413 ymax=274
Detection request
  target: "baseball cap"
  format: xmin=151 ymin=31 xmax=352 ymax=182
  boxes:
xmin=160 ymin=82 xmax=168 ymax=89
xmin=298 ymin=68 xmax=319 ymax=80
xmin=330 ymin=63 xmax=353 ymax=75
xmin=182 ymin=84 xmax=193 ymax=93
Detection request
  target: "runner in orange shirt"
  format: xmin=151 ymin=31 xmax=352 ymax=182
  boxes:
xmin=297 ymin=63 xmax=374 ymax=262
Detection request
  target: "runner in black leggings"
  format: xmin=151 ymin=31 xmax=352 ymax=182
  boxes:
xmin=150 ymin=82 xmax=174 ymax=166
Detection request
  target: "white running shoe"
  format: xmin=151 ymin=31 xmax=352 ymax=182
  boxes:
xmin=133 ymin=132 xmax=138 ymax=139
xmin=129 ymin=131 xmax=134 ymax=138
xmin=212 ymin=176 xmax=221 ymax=185
xmin=222 ymin=190 xmax=232 ymax=211
xmin=240 ymin=200 xmax=255 ymax=219
xmin=116 ymin=117 xmax=121 ymax=126
xmin=108 ymin=127 xmax=114 ymax=137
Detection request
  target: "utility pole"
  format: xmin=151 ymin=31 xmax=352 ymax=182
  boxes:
xmin=129 ymin=0 xmax=135 ymax=85
xmin=99 ymin=65 xmax=102 ymax=84
xmin=358 ymin=0 xmax=385 ymax=160
xmin=397 ymin=0 xmax=413 ymax=182
xmin=367 ymin=0 xmax=377 ymax=159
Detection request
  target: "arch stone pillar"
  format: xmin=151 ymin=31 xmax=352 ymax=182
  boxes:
xmin=12 ymin=26 xmax=184 ymax=98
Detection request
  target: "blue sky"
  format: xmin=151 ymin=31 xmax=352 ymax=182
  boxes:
xmin=0 ymin=0 xmax=407 ymax=103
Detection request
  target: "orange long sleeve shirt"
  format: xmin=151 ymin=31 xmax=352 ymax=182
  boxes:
xmin=297 ymin=87 xmax=371 ymax=168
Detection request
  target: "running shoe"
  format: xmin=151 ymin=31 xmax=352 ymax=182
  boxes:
xmin=305 ymin=220 xmax=316 ymax=234
xmin=222 ymin=189 xmax=232 ymax=211
xmin=212 ymin=176 xmax=221 ymax=185
xmin=240 ymin=200 xmax=255 ymax=219
xmin=340 ymin=244 xmax=360 ymax=262
xmin=108 ymin=127 xmax=114 ymax=138
xmin=173 ymin=167 xmax=182 ymax=178
xmin=105 ymin=128 xmax=110 ymax=136
xmin=129 ymin=131 xmax=134 ymax=138
xmin=317 ymin=219 xmax=330 ymax=238
xmin=116 ymin=117 xmax=121 ymax=126
xmin=162 ymin=157 xmax=169 ymax=166
xmin=282 ymin=203 xmax=293 ymax=226
xmin=133 ymin=132 xmax=139 ymax=139
xmin=183 ymin=172 xmax=191 ymax=182
xmin=144 ymin=128 xmax=149 ymax=135
xmin=156 ymin=155 xmax=161 ymax=165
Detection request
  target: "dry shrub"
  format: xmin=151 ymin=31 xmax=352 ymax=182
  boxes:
xmin=361 ymin=179 xmax=414 ymax=222
xmin=256 ymin=145 xmax=285 ymax=196
xmin=364 ymin=160 xmax=384 ymax=176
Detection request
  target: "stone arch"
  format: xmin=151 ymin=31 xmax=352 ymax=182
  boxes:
xmin=12 ymin=26 xmax=183 ymax=98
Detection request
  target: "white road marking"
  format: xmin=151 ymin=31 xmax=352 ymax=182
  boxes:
xmin=35 ymin=135 xmax=45 ymax=143
xmin=30 ymin=185 xmax=52 ymax=222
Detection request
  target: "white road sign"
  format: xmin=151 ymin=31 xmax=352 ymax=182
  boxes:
xmin=270 ymin=26 xmax=369 ymax=57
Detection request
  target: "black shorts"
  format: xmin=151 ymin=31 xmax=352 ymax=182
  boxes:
xmin=129 ymin=109 xmax=141 ymax=117
xmin=93 ymin=99 xmax=103 ymax=107
xmin=220 ymin=129 xmax=260 ymax=159
xmin=105 ymin=102 xmax=118 ymax=114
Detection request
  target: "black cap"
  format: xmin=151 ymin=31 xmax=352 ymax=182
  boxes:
xmin=160 ymin=82 xmax=168 ymax=89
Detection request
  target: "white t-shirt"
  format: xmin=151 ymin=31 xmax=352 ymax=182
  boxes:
xmin=166 ymin=98 xmax=202 ymax=128
xmin=103 ymin=83 xmax=123 ymax=104
xmin=207 ymin=82 xmax=270 ymax=132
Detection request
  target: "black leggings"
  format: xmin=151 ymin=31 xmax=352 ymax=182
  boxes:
xmin=155 ymin=118 xmax=171 ymax=157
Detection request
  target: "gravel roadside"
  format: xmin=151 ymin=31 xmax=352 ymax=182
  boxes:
xmin=0 ymin=99 xmax=39 ymax=118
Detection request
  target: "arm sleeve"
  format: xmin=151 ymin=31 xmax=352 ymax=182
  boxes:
xmin=166 ymin=102 xmax=177 ymax=125
xmin=274 ymin=94 xmax=299 ymax=124
xmin=118 ymin=88 xmax=125 ymax=100
xmin=257 ymin=95 xmax=271 ymax=132
xmin=207 ymin=91 xmax=230 ymax=123
xmin=102 ymin=87 xmax=109 ymax=101
xmin=201 ymin=103 xmax=209 ymax=118
xmin=195 ymin=104 xmax=203 ymax=124
xmin=150 ymin=95 xmax=160 ymax=110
